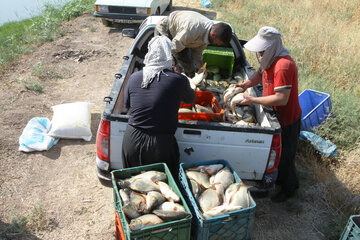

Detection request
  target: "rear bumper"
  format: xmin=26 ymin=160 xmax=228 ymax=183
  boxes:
xmin=96 ymin=157 xmax=112 ymax=186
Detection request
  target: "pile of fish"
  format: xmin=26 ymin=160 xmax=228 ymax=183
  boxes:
xmin=184 ymin=70 xmax=258 ymax=125
xmin=116 ymin=170 xmax=190 ymax=231
xmin=185 ymin=163 xmax=252 ymax=219
xmin=178 ymin=104 xmax=214 ymax=114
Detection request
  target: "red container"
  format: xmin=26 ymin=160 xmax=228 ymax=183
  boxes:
xmin=179 ymin=91 xmax=224 ymax=122
xmin=115 ymin=211 xmax=126 ymax=240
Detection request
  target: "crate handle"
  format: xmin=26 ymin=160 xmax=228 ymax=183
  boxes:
xmin=221 ymin=216 xmax=237 ymax=223
xmin=151 ymin=227 xmax=172 ymax=234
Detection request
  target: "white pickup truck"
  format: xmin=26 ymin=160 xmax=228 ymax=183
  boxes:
xmin=96 ymin=16 xmax=282 ymax=194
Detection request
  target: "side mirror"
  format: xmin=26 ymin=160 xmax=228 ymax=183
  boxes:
xmin=122 ymin=28 xmax=136 ymax=38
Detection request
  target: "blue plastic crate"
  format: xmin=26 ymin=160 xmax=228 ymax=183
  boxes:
xmin=299 ymin=89 xmax=332 ymax=131
xmin=179 ymin=159 xmax=256 ymax=240
xmin=340 ymin=215 xmax=360 ymax=240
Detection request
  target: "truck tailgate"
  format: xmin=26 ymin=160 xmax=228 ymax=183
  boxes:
xmin=175 ymin=127 xmax=272 ymax=180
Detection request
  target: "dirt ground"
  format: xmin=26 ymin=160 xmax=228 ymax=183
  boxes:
xmin=0 ymin=1 xmax=344 ymax=240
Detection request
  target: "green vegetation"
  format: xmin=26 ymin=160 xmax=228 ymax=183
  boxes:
xmin=0 ymin=0 xmax=95 ymax=70
xmin=212 ymin=0 xmax=360 ymax=151
xmin=0 ymin=203 xmax=50 ymax=238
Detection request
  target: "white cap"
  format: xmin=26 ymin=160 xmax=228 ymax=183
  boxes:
xmin=244 ymin=26 xmax=281 ymax=52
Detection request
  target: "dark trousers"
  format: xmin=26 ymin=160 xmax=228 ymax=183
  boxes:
xmin=122 ymin=124 xmax=180 ymax=177
xmin=277 ymin=118 xmax=301 ymax=194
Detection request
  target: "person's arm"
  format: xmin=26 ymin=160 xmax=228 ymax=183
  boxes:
xmin=171 ymin=29 xmax=189 ymax=54
xmin=241 ymin=88 xmax=291 ymax=106
xmin=236 ymin=70 xmax=262 ymax=91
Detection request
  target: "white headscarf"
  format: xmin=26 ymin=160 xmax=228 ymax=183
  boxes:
xmin=142 ymin=36 xmax=174 ymax=88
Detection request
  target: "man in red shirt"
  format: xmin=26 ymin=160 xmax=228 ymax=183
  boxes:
xmin=237 ymin=26 xmax=302 ymax=202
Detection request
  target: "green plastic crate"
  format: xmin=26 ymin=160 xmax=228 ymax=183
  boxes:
xmin=202 ymin=46 xmax=235 ymax=78
xmin=179 ymin=159 xmax=256 ymax=240
xmin=340 ymin=215 xmax=360 ymax=240
xmin=111 ymin=163 xmax=192 ymax=240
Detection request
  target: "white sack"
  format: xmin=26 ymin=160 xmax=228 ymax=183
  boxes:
xmin=48 ymin=102 xmax=93 ymax=141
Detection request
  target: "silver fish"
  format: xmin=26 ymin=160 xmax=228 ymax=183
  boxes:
xmin=199 ymin=188 xmax=223 ymax=212
xmin=188 ymin=164 xmax=224 ymax=175
xmin=130 ymin=171 xmax=167 ymax=182
xmin=157 ymin=181 xmax=180 ymax=202
xmin=156 ymin=201 xmax=186 ymax=213
xmin=228 ymin=184 xmax=251 ymax=208
xmin=153 ymin=209 xmax=191 ymax=222
xmin=223 ymin=84 xmax=244 ymax=110
xmin=129 ymin=214 xmax=164 ymax=230
xmin=146 ymin=191 xmax=165 ymax=212
xmin=123 ymin=203 xmax=141 ymax=220
xmin=190 ymin=179 xmax=201 ymax=199
xmin=213 ymin=167 xmax=234 ymax=194
xmin=224 ymin=183 xmax=241 ymax=204
xmin=230 ymin=92 xmax=249 ymax=115
xmin=129 ymin=191 xmax=147 ymax=213
xmin=186 ymin=171 xmax=211 ymax=189
xmin=120 ymin=178 xmax=160 ymax=193
xmin=203 ymin=205 xmax=243 ymax=219
xmin=119 ymin=188 xmax=130 ymax=205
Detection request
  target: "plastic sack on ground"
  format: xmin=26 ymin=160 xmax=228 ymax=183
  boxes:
xmin=48 ymin=102 xmax=93 ymax=141
xmin=299 ymin=131 xmax=337 ymax=157
xmin=19 ymin=117 xmax=59 ymax=152
xmin=201 ymin=0 xmax=212 ymax=8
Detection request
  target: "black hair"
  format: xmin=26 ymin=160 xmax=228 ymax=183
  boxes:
xmin=211 ymin=23 xmax=232 ymax=44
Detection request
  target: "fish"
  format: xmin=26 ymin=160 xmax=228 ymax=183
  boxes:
xmin=223 ymin=84 xmax=244 ymax=110
xmin=199 ymin=188 xmax=223 ymax=212
xmin=178 ymin=108 xmax=194 ymax=113
xmin=123 ymin=203 xmax=141 ymax=220
xmin=225 ymin=110 xmax=239 ymax=123
xmin=129 ymin=171 xmax=167 ymax=183
xmin=227 ymin=184 xmax=251 ymax=208
xmin=224 ymin=183 xmax=241 ymax=204
xmin=156 ymin=201 xmax=186 ymax=213
xmin=203 ymin=205 xmax=243 ymax=219
xmin=119 ymin=178 xmax=160 ymax=193
xmin=209 ymin=175 xmax=215 ymax=185
xmin=129 ymin=190 xmax=147 ymax=213
xmin=129 ymin=214 xmax=164 ymax=230
xmin=190 ymin=179 xmax=202 ymax=199
xmin=145 ymin=191 xmax=166 ymax=212
xmin=203 ymin=205 xmax=229 ymax=219
xmin=188 ymin=164 xmax=224 ymax=175
xmin=186 ymin=171 xmax=211 ymax=189
xmin=119 ymin=188 xmax=131 ymax=205
xmin=157 ymin=181 xmax=180 ymax=202
xmin=152 ymin=210 xmax=190 ymax=222
xmin=230 ymin=92 xmax=249 ymax=115
xmin=194 ymin=104 xmax=213 ymax=113
xmin=213 ymin=167 xmax=234 ymax=194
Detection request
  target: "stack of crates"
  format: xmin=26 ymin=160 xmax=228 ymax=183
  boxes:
xmin=179 ymin=159 xmax=256 ymax=240
xmin=340 ymin=215 xmax=360 ymax=240
xmin=112 ymin=163 xmax=192 ymax=240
